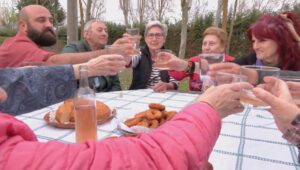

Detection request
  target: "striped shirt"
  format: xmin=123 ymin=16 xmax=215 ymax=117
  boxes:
xmin=131 ymin=55 xmax=179 ymax=88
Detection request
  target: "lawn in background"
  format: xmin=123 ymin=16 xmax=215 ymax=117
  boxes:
xmin=119 ymin=69 xmax=189 ymax=92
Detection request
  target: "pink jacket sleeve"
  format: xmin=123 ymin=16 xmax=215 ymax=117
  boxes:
xmin=0 ymin=103 xmax=221 ymax=170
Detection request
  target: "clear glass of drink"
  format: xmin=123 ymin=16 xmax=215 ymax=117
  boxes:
xmin=126 ymin=28 xmax=141 ymax=56
xmin=279 ymin=75 xmax=300 ymax=107
xmin=104 ymin=45 xmax=126 ymax=56
xmin=198 ymin=53 xmax=224 ymax=91
xmin=152 ymin=49 xmax=174 ymax=70
xmin=240 ymin=65 xmax=280 ymax=110
xmin=104 ymin=45 xmax=127 ymax=98
xmin=213 ymin=71 xmax=248 ymax=85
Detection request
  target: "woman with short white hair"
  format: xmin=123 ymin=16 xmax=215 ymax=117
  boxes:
xmin=129 ymin=21 xmax=178 ymax=92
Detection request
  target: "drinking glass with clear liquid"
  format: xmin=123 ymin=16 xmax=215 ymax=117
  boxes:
xmin=198 ymin=53 xmax=224 ymax=91
xmin=152 ymin=49 xmax=174 ymax=70
xmin=104 ymin=45 xmax=128 ymax=98
xmin=73 ymin=65 xmax=97 ymax=143
xmin=126 ymin=28 xmax=141 ymax=56
xmin=240 ymin=65 xmax=280 ymax=110
xmin=279 ymin=75 xmax=300 ymax=107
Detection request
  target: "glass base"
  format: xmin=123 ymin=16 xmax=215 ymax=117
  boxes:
xmin=241 ymin=102 xmax=271 ymax=110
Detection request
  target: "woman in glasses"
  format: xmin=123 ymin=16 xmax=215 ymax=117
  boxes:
xmin=128 ymin=21 xmax=178 ymax=92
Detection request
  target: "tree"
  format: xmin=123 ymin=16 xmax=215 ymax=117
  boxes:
xmin=90 ymin=0 xmax=105 ymax=19
xmin=0 ymin=0 xmax=18 ymax=29
xmin=85 ymin=0 xmax=92 ymax=21
xmin=178 ymin=0 xmax=191 ymax=58
xmin=16 ymin=0 xmax=66 ymax=26
xmin=221 ymin=0 xmax=228 ymax=30
xmin=214 ymin=0 xmax=222 ymax=26
xmin=67 ymin=0 xmax=78 ymax=42
xmin=119 ymin=0 xmax=132 ymax=28
xmin=149 ymin=0 xmax=172 ymax=22
xmin=78 ymin=0 xmax=84 ymax=38
xmin=136 ymin=0 xmax=148 ymax=25
xmin=227 ymin=0 xmax=238 ymax=53
xmin=189 ymin=0 xmax=208 ymax=22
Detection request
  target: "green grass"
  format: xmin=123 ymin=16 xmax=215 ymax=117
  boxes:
xmin=119 ymin=68 xmax=189 ymax=92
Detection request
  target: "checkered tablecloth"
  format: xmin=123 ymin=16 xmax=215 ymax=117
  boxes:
xmin=16 ymin=89 xmax=300 ymax=170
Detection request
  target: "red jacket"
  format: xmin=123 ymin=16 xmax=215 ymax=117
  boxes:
xmin=169 ymin=55 xmax=234 ymax=91
xmin=0 ymin=103 xmax=221 ymax=170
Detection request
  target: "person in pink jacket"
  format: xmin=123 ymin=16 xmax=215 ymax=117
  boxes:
xmin=0 ymin=67 xmax=252 ymax=169
xmin=168 ymin=27 xmax=234 ymax=91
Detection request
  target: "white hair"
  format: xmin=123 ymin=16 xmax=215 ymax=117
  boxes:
xmin=84 ymin=19 xmax=105 ymax=31
xmin=144 ymin=21 xmax=168 ymax=38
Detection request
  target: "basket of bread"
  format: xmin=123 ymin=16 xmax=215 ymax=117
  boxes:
xmin=118 ymin=103 xmax=177 ymax=134
xmin=44 ymin=99 xmax=115 ymax=129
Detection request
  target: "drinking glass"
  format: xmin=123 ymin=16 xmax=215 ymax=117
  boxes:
xmin=213 ymin=71 xmax=248 ymax=86
xmin=240 ymin=65 xmax=280 ymax=110
xmin=104 ymin=45 xmax=126 ymax=56
xmin=198 ymin=53 xmax=224 ymax=91
xmin=279 ymin=75 xmax=300 ymax=107
xmin=126 ymin=28 xmax=141 ymax=56
xmin=152 ymin=49 xmax=174 ymax=70
xmin=105 ymin=45 xmax=127 ymax=98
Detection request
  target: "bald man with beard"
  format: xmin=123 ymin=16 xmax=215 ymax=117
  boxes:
xmin=0 ymin=5 xmax=133 ymax=68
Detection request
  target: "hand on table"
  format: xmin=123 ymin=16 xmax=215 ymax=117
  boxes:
xmin=152 ymin=81 xmax=174 ymax=93
xmin=197 ymin=82 xmax=253 ymax=118
xmin=252 ymin=77 xmax=300 ymax=133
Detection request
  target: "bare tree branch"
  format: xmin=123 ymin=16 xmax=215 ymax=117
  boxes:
xmin=228 ymin=0 xmax=238 ymax=53
xmin=119 ymin=0 xmax=131 ymax=27
xmin=178 ymin=0 xmax=191 ymax=58
xmin=214 ymin=0 xmax=222 ymax=26
xmin=149 ymin=0 xmax=172 ymax=22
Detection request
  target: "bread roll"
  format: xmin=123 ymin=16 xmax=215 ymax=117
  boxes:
xmin=54 ymin=99 xmax=111 ymax=123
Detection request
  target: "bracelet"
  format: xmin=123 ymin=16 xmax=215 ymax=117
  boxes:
xmin=184 ymin=61 xmax=195 ymax=74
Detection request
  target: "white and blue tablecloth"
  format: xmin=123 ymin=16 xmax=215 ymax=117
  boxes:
xmin=16 ymin=89 xmax=300 ymax=170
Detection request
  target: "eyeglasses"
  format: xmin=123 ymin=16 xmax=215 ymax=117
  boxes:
xmin=146 ymin=33 xmax=164 ymax=39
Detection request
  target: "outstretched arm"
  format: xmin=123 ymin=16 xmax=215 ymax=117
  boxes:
xmin=0 ymin=65 xmax=77 ymax=115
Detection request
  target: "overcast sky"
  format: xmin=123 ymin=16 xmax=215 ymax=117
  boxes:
xmin=59 ymin=0 xmax=218 ymax=24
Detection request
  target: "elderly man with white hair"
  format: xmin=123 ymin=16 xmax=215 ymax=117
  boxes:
xmin=62 ymin=19 xmax=122 ymax=92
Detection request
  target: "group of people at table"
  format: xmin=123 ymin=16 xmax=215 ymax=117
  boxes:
xmin=0 ymin=4 xmax=300 ymax=170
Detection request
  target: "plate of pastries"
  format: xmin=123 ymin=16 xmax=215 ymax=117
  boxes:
xmin=44 ymin=99 xmax=115 ymax=129
xmin=119 ymin=103 xmax=177 ymax=134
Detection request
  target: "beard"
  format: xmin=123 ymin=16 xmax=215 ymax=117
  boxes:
xmin=27 ymin=23 xmax=57 ymax=47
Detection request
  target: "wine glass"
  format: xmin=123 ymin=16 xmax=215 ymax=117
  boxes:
xmin=198 ymin=53 xmax=224 ymax=91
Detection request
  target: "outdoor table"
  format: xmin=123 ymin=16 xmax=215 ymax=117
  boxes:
xmin=16 ymin=89 xmax=300 ymax=170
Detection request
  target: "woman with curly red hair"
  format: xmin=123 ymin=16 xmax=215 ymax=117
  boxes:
xmin=234 ymin=12 xmax=300 ymax=71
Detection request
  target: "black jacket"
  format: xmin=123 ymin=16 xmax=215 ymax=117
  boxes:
xmin=233 ymin=53 xmax=257 ymax=65
xmin=129 ymin=45 xmax=171 ymax=90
